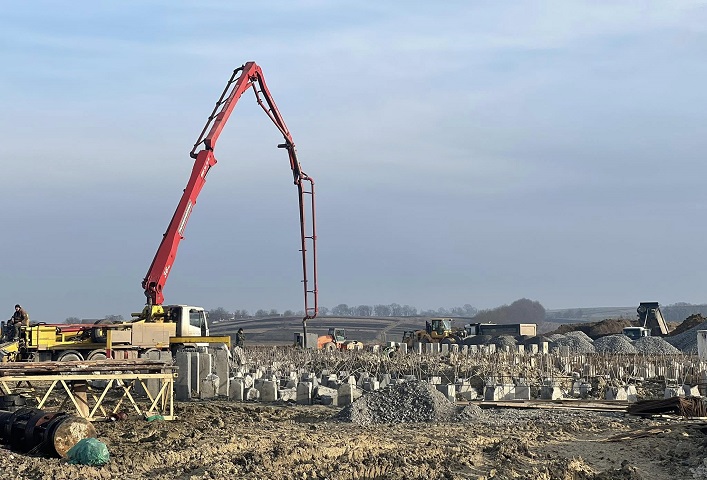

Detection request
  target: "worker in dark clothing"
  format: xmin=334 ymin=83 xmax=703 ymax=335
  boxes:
xmin=235 ymin=328 xmax=245 ymax=348
xmin=8 ymin=304 xmax=29 ymax=342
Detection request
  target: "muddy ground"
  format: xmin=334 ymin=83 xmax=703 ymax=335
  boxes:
xmin=2 ymin=401 xmax=707 ymax=480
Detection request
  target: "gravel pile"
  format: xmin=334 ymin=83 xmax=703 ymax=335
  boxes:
xmin=336 ymin=380 xmax=456 ymax=425
xmin=665 ymin=320 xmax=707 ymax=353
xmin=490 ymin=335 xmax=517 ymax=347
xmin=564 ymin=331 xmax=594 ymax=344
xmin=633 ymin=336 xmax=681 ymax=355
xmin=593 ymin=334 xmax=637 ymax=354
xmin=456 ymin=403 xmax=484 ymax=421
xmin=521 ymin=335 xmax=552 ymax=346
xmin=550 ymin=334 xmax=596 ymax=354
xmin=464 ymin=335 xmax=493 ymax=346
xmin=546 ymin=334 xmax=565 ymax=342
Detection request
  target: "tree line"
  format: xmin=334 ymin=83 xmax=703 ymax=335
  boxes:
xmin=65 ymin=298 xmax=548 ymax=325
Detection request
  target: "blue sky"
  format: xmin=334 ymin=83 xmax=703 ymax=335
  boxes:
xmin=2 ymin=2 xmax=707 ymax=321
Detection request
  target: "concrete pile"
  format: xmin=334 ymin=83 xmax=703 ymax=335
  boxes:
xmin=336 ymin=380 xmax=457 ymax=425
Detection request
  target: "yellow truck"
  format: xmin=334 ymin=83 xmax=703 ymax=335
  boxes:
xmin=0 ymin=305 xmax=229 ymax=362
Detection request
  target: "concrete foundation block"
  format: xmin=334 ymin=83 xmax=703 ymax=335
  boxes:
xmin=200 ymin=373 xmax=219 ymax=399
xmin=484 ymin=384 xmax=515 ymax=401
xmin=458 ymin=389 xmax=478 ymax=401
xmin=279 ymin=388 xmax=297 ymax=402
xmin=436 ymin=384 xmax=455 ymax=403
xmin=606 ymin=387 xmax=628 ymax=401
xmin=213 ymin=347 xmax=230 ymax=397
xmin=338 ymin=383 xmax=361 ymax=406
xmin=514 ymin=385 xmax=531 ymax=400
xmin=229 ymin=377 xmax=244 ymax=401
xmin=683 ymin=385 xmax=700 ymax=397
xmin=625 ymin=385 xmax=637 ymax=402
xmin=579 ymin=383 xmax=592 ymax=398
xmin=260 ymin=380 xmax=278 ymax=402
xmin=175 ymin=352 xmax=193 ymax=401
xmin=528 ymin=344 xmax=538 ymax=354
xmin=363 ymin=380 xmax=380 ymax=391
xmin=664 ymin=387 xmax=683 ymax=398
xmin=246 ymin=387 xmax=260 ymax=401
xmin=297 ymin=381 xmax=313 ymax=405
xmin=540 ymin=386 xmax=563 ymax=400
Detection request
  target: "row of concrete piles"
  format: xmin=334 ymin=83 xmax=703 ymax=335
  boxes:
xmin=171 ymin=345 xmax=707 ymax=405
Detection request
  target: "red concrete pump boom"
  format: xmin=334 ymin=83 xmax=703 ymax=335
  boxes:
xmin=142 ymin=62 xmax=318 ymax=320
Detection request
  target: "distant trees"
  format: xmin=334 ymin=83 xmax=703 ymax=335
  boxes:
xmin=65 ymin=316 xmax=80 ymax=324
xmin=207 ymin=307 xmax=231 ymax=323
xmin=472 ymin=298 xmax=545 ymax=325
xmin=195 ymin=302 xmax=482 ymax=320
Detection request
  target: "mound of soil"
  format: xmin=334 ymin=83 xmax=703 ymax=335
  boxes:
xmin=550 ymin=318 xmax=634 ymax=339
xmin=667 ymin=313 xmax=706 ymax=337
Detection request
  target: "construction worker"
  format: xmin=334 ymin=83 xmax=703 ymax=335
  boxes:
xmin=8 ymin=304 xmax=29 ymax=342
xmin=235 ymin=328 xmax=245 ymax=348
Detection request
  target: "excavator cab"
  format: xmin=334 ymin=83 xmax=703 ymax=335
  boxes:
xmin=327 ymin=328 xmax=347 ymax=343
xmin=427 ymin=318 xmax=453 ymax=338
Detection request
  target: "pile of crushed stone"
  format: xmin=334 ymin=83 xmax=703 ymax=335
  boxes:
xmin=633 ymin=336 xmax=681 ymax=355
xmin=666 ymin=320 xmax=707 ymax=353
xmin=594 ymin=334 xmax=637 ymax=354
xmin=464 ymin=335 xmax=493 ymax=345
xmin=335 ymin=380 xmax=457 ymax=425
xmin=550 ymin=334 xmax=596 ymax=354
xmin=490 ymin=335 xmax=517 ymax=347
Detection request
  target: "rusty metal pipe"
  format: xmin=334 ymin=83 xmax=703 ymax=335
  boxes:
xmin=0 ymin=407 xmax=97 ymax=457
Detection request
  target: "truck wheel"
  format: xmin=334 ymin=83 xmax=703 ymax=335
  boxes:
xmin=323 ymin=342 xmax=336 ymax=351
xmin=87 ymin=349 xmax=108 ymax=361
xmin=56 ymin=350 xmax=84 ymax=362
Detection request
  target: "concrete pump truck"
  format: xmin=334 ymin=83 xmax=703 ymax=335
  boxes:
xmin=1 ymin=62 xmax=318 ymax=362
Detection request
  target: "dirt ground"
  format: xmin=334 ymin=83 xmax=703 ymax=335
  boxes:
xmin=2 ymin=401 xmax=707 ymax=480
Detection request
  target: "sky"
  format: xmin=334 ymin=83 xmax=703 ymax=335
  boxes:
xmin=2 ymin=1 xmax=707 ymax=321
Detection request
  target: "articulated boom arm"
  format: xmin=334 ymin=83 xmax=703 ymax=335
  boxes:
xmin=143 ymin=62 xmax=318 ymax=320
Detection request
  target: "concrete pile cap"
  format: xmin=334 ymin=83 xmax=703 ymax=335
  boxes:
xmin=335 ymin=380 xmax=457 ymax=426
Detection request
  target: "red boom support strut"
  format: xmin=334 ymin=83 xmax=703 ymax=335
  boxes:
xmin=142 ymin=62 xmax=318 ymax=321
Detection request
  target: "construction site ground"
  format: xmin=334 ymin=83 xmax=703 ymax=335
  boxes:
xmin=2 ymin=400 xmax=707 ymax=480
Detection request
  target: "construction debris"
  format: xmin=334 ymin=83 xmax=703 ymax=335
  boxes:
xmin=627 ymin=396 xmax=707 ymax=418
